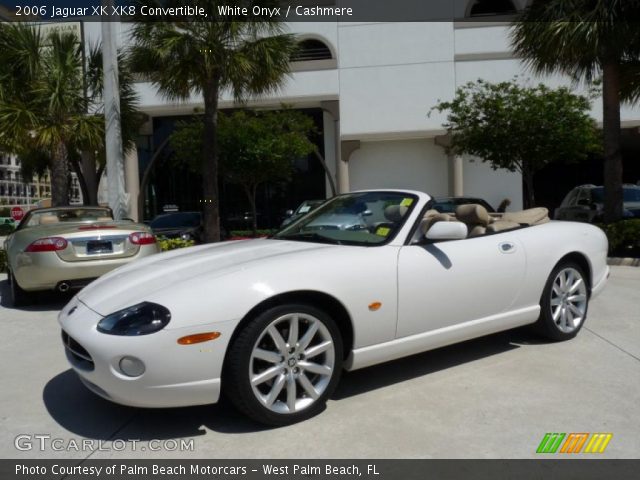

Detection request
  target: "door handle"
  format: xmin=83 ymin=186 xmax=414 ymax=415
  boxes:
xmin=499 ymin=242 xmax=516 ymax=254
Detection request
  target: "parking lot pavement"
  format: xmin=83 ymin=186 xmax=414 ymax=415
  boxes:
xmin=0 ymin=267 xmax=639 ymax=460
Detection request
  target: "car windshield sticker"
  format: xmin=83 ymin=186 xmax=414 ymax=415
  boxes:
xmin=299 ymin=206 xmax=311 ymax=213
xmin=376 ymin=226 xmax=391 ymax=236
xmin=400 ymin=198 xmax=413 ymax=207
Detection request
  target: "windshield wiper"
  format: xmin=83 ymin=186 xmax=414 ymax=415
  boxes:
xmin=276 ymin=232 xmax=343 ymax=245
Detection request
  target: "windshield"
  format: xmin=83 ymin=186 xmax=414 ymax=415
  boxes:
xmin=294 ymin=200 xmax=324 ymax=215
xmin=151 ymin=212 xmax=201 ymax=229
xmin=591 ymin=187 xmax=640 ymax=203
xmin=274 ymin=192 xmax=417 ymax=246
xmin=21 ymin=208 xmax=112 ymax=229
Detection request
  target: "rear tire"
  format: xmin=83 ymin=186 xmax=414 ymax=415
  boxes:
xmin=8 ymin=270 xmax=30 ymax=307
xmin=535 ymin=261 xmax=589 ymax=341
xmin=224 ymin=304 xmax=343 ymax=426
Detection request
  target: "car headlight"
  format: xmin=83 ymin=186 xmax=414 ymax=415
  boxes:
xmin=97 ymin=302 xmax=171 ymax=336
xmin=180 ymin=232 xmax=193 ymax=240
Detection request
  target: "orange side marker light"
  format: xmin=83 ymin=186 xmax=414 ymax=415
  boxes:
xmin=368 ymin=302 xmax=382 ymax=311
xmin=177 ymin=332 xmax=221 ymax=345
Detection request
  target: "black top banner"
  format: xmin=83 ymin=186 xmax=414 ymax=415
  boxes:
xmin=0 ymin=0 xmax=523 ymax=23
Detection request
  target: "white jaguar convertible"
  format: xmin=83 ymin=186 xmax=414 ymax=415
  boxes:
xmin=59 ymin=190 xmax=609 ymax=425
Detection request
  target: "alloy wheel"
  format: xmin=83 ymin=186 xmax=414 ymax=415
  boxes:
xmin=249 ymin=313 xmax=335 ymax=414
xmin=550 ymin=267 xmax=588 ymax=333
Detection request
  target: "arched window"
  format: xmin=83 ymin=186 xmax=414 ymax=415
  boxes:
xmin=468 ymin=0 xmax=517 ymax=17
xmin=290 ymin=39 xmax=333 ymax=62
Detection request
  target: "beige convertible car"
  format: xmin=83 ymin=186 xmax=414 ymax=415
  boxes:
xmin=4 ymin=206 xmax=159 ymax=306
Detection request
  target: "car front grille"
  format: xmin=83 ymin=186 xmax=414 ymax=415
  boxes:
xmin=61 ymin=330 xmax=94 ymax=371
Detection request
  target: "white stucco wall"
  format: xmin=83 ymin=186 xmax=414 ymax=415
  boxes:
xmin=349 ymin=140 xmax=449 ymax=195
xmin=337 ymin=22 xmax=455 ymax=138
xmin=463 ymin=158 xmax=524 ymax=211
xmin=453 ymin=24 xmax=640 ymax=127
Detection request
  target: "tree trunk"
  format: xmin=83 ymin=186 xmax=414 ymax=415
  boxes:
xmin=137 ymin=136 xmax=170 ymax=220
xmin=313 ymin=147 xmax=337 ymax=197
xmin=244 ymin=184 xmax=258 ymax=237
xmin=602 ymin=61 xmax=624 ymax=223
xmin=202 ymin=77 xmax=221 ymax=243
xmin=137 ymin=136 xmax=171 ymax=221
xmin=80 ymin=151 xmax=99 ymax=205
xmin=68 ymin=154 xmax=90 ymax=205
xmin=51 ymin=141 xmax=70 ymax=206
xmin=521 ymin=162 xmax=535 ymax=209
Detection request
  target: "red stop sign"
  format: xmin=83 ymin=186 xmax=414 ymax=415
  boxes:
xmin=10 ymin=206 xmax=24 ymax=221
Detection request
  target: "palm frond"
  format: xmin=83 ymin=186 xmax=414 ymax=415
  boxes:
xmin=510 ymin=0 xmax=640 ymax=84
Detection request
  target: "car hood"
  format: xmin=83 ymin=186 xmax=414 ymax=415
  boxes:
xmin=78 ymin=238 xmax=332 ymax=316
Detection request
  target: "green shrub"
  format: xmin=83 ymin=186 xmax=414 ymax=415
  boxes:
xmin=157 ymin=237 xmax=195 ymax=251
xmin=0 ymin=223 xmax=15 ymax=236
xmin=0 ymin=249 xmax=7 ymax=273
xmin=597 ymin=219 xmax=640 ymax=254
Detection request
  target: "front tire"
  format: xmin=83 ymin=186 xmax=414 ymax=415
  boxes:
xmin=536 ymin=262 xmax=589 ymax=341
xmin=224 ymin=304 xmax=343 ymax=426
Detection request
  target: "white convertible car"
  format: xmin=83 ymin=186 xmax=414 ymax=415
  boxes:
xmin=59 ymin=190 xmax=609 ymax=425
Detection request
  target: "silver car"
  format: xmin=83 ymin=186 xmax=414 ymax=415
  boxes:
xmin=4 ymin=206 xmax=159 ymax=306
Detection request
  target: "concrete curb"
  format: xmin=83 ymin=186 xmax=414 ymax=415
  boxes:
xmin=607 ymin=257 xmax=640 ymax=267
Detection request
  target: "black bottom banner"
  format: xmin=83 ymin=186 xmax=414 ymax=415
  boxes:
xmin=1 ymin=459 xmax=639 ymax=480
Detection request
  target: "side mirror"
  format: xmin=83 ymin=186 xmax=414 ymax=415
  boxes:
xmin=361 ymin=210 xmax=373 ymax=216
xmin=285 ymin=210 xmax=294 ymax=217
xmin=425 ymin=221 xmax=468 ymax=241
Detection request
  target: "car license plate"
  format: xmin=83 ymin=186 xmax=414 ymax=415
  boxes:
xmin=86 ymin=240 xmax=113 ymax=254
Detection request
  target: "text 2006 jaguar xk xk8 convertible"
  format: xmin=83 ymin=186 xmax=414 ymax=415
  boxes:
xmin=59 ymin=190 xmax=609 ymax=425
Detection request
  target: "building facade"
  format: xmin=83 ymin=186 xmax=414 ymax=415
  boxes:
xmin=0 ymin=153 xmax=50 ymax=207
xmin=14 ymin=0 xmax=640 ymax=217
xmin=0 ymin=152 xmax=83 ymax=208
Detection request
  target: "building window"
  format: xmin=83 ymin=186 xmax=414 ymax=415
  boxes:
xmin=468 ymin=0 xmax=517 ymax=17
xmin=291 ymin=39 xmax=333 ymax=62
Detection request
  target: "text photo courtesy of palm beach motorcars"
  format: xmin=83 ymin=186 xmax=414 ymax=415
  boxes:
xmin=1 ymin=0 xmax=640 ymax=469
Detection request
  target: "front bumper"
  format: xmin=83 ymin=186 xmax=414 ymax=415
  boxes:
xmin=13 ymin=246 xmax=157 ymax=291
xmin=58 ymin=297 xmax=233 ymax=408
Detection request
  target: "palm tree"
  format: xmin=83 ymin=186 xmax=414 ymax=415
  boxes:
xmin=0 ymin=23 xmax=144 ymax=207
xmin=129 ymin=0 xmax=297 ymax=242
xmin=511 ymin=0 xmax=640 ymax=223
xmin=82 ymin=45 xmax=145 ymax=205
xmin=0 ymin=23 xmax=103 ymax=206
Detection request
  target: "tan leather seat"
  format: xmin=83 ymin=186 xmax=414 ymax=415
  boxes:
xmin=455 ymin=204 xmax=490 ymax=237
xmin=502 ymin=207 xmax=549 ymax=225
xmin=487 ymin=220 xmax=521 ymax=233
xmin=420 ymin=212 xmax=451 ymax=235
xmin=39 ymin=215 xmax=59 ymax=225
xmin=384 ymin=205 xmax=408 ymax=223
